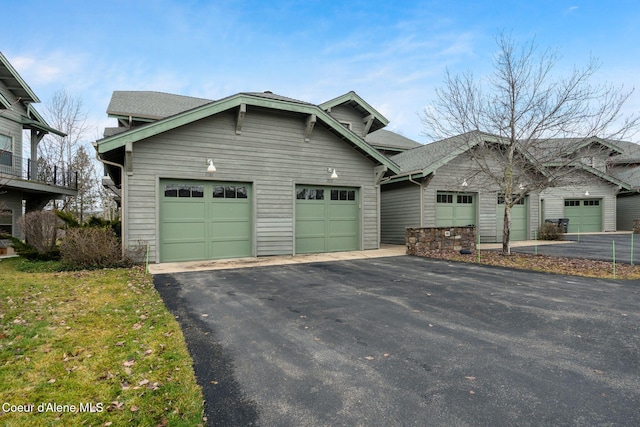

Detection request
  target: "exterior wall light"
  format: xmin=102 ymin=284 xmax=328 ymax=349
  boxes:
xmin=585 ymin=190 xmax=590 ymax=196
xmin=461 ymin=179 xmax=468 ymax=187
xmin=207 ymin=159 xmax=216 ymax=173
xmin=330 ymin=169 xmax=338 ymax=179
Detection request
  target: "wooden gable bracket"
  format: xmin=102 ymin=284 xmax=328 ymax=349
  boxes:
xmin=304 ymin=114 xmax=316 ymax=143
xmin=363 ymin=114 xmax=375 ymax=136
xmin=235 ymin=103 xmax=246 ymax=135
xmin=125 ymin=141 xmax=133 ymax=175
xmin=374 ymin=165 xmax=388 ymax=185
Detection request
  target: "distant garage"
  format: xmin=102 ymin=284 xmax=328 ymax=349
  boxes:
xmin=564 ymin=199 xmax=602 ymax=233
xmin=295 ymin=186 xmax=360 ymax=254
xmin=159 ymin=179 xmax=252 ymax=262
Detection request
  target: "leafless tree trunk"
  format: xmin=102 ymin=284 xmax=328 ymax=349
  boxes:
xmin=39 ymin=88 xmax=89 ymax=212
xmin=422 ymin=32 xmax=639 ymax=254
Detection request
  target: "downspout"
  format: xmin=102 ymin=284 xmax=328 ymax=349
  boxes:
xmin=408 ymin=174 xmax=424 ymax=227
xmin=94 ymin=147 xmax=126 ymax=258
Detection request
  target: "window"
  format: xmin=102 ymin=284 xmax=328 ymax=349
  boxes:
xmin=564 ymin=200 xmax=580 ymax=207
xmin=457 ymin=195 xmax=473 ymax=204
xmin=214 ymin=185 xmax=248 ymax=199
xmin=584 ymin=200 xmax=600 ymax=206
xmin=297 ymin=188 xmax=325 ymax=200
xmin=164 ymin=184 xmax=204 ymax=198
xmin=330 ymin=189 xmax=355 ymax=201
xmin=0 ymin=134 xmax=12 ymax=167
xmin=437 ymin=194 xmax=453 ymax=204
xmin=498 ymin=194 xmax=525 ymax=205
xmin=0 ymin=210 xmax=12 ymax=235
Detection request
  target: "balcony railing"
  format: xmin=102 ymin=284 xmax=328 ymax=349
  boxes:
xmin=0 ymin=152 xmax=78 ymax=190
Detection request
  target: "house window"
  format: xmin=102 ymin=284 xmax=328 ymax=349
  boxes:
xmin=584 ymin=200 xmax=600 ymax=206
xmin=0 ymin=134 xmax=12 ymax=167
xmin=437 ymin=194 xmax=453 ymax=204
xmin=457 ymin=195 xmax=473 ymax=204
xmin=0 ymin=210 xmax=12 ymax=235
xmin=564 ymin=200 xmax=580 ymax=207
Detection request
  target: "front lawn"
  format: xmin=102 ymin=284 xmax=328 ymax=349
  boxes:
xmin=0 ymin=258 xmax=204 ymax=426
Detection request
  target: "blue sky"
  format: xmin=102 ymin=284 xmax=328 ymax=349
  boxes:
xmin=4 ymin=0 xmax=640 ymax=144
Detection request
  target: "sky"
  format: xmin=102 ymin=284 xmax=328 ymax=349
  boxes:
xmin=3 ymin=0 xmax=640 ymax=147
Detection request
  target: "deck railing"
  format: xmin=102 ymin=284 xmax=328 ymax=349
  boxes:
xmin=0 ymin=152 xmax=78 ymax=190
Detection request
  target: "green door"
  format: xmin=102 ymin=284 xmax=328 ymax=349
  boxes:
xmin=564 ymin=199 xmax=602 ymax=233
xmin=295 ymin=186 xmax=360 ymax=254
xmin=160 ymin=180 xmax=252 ymax=262
xmin=497 ymin=196 xmax=528 ymax=241
xmin=436 ymin=192 xmax=476 ymax=227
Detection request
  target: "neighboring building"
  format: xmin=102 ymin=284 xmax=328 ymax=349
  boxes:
xmin=607 ymin=139 xmax=640 ymax=230
xmin=0 ymin=52 xmax=77 ymax=242
xmin=95 ymin=90 xmax=400 ymax=263
xmin=379 ymin=131 xmax=632 ymax=244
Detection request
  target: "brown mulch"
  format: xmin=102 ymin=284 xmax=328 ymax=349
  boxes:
xmin=421 ymin=250 xmax=640 ymax=280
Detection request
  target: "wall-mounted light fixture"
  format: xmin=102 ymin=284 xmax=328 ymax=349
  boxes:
xmin=207 ymin=159 xmax=216 ymax=173
xmin=584 ymin=190 xmax=590 ymax=196
xmin=518 ymin=183 xmax=525 ymax=190
xmin=461 ymin=179 xmax=468 ymax=187
xmin=330 ymin=168 xmax=338 ymax=179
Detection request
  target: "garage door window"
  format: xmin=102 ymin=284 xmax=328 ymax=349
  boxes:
xmin=457 ymin=195 xmax=473 ymax=204
xmin=164 ymin=184 xmax=203 ymax=198
xmin=297 ymin=188 xmax=324 ymax=200
xmin=498 ymin=194 xmax=525 ymax=205
xmin=565 ymin=200 xmax=580 ymax=207
xmin=331 ymin=189 xmax=355 ymax=201
xmin=584 ymin=200 xmax=600 ymax=206
xmin=437 ymin=194 xmax=453 ymax=203
xmin=213 ymin=185 xmax=248 ymax=199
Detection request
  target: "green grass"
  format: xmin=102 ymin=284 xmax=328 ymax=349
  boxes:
xmin=0 ymin=258 xmax=204 ymax=426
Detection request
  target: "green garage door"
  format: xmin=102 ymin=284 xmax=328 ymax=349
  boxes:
xmin=295 ymin=186 xmax=360 ymax=254
xmin=497 ymin=196 xmax=528 ymax=241
xmin=564 ymin=199 xmax=602 ymax=233
xmin=436 ymin=192 xmax=476 ymax=227
xmin=160 ymin=180 xmax=252 ymax=262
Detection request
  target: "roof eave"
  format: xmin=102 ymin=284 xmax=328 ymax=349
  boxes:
xmin=0 ymin=52 xmax=40 ymax=103
xmin=96 ymin=93 xmax=400 ymax=173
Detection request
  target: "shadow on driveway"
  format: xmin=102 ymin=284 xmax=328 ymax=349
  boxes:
xmin=154 ymin=256 xmax=640 ymax=426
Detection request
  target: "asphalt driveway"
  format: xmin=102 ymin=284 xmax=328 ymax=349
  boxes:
xmin=154 ymin=256 xmax=640 ymax=426
xmin=510 ymin=232 xmax=640 ymax=264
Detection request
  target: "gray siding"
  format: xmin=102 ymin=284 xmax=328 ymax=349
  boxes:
xmin=380 ymin=181 xmax=421 ymax=244
xmin=127 ymin=108 xmax=382 ymax=262
xmin=2 ymin=190 xmax=24 ymax=239
xmin=539 ymin=174 xmax=618 ymax=232
xmin=326 ymin=105 xmax=366 ymax=137
xmin=617 ymin=195 xmax=640 ymax=231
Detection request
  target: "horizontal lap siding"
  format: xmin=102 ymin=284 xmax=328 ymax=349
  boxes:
xmin=617 ymin=195 xmax=640 ymax=231
xmin=381 ymin=182 xmax=420 ymax=244
xmin=128 ymin=109 xmax=380 ymax=261
xmin=540 ymin=176 xmax=618 ymax=231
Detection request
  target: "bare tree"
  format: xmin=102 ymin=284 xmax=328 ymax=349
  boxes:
xmin=422 ymin=32 xmax=639 ymax=254
xmin=39 ymin=88 xmax=90 ymax=212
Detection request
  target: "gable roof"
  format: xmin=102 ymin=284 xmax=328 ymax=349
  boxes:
xmin=0 ymin=52 xmax=65 ymax=137
xmin=96 ymin=91 xmax=400 ymax=173
xmin=320 ymin=91 xmax=389 ymax=133
xmin=389 ymin=130 xmax=496 ymax=175
xmin=0 ymin=52 xmax=39 ymax=103
xmin=608 ymin=139 xmax=640 ymax=164
xmin=365 ymin=129 xmax=422 ymax=152
xmin=107 ymin=91 xmax=213 ymax=121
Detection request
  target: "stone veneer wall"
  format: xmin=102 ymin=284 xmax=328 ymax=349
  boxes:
xmin=406 ymin=227 xmax=476 ymax=255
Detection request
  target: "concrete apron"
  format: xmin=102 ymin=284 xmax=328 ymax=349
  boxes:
xmin=148 ymin=245 xmax=407 ymax=274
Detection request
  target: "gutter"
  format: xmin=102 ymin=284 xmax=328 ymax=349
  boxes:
xmin=93 ymin=145 xmax=126 ymax=258
xmin=408 ymin=174 xmax=424 ymax=227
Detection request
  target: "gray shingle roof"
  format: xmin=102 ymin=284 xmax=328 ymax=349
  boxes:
xmin=365 ymin=129 xmax=422 ymax=151
xmin=390 ymin=131 xmax=489 ymax=173
xmin=241 ymin=91 xmax=313 ymax=105
xmin=107 ymin=91 xmax=213 ymax=120
xmin=608 ymin=139 xmax=640 ymax=163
